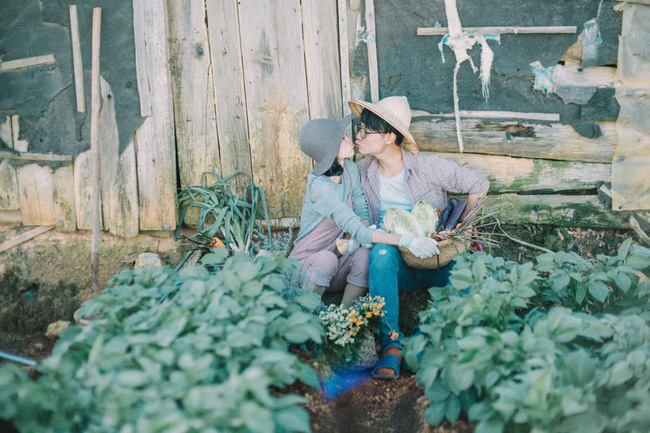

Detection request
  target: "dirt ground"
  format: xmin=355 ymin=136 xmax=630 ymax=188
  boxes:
xmin=0 ymin=223 xmax=637 ymax=432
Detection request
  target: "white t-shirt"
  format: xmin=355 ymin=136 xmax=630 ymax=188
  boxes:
xmin=378 ymin=169 xmax=411 ymax=222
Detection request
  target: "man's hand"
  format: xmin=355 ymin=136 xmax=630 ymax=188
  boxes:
xmin=398 ymin=234 xmax=440 ymax=258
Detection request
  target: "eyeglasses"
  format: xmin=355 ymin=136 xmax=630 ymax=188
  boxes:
xmin=352 ymin=120 xmax=383 ymax=140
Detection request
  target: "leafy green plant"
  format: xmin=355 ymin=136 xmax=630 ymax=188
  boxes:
xmin=176 ymin=171 xmax=272 ymax=255
xmin=0 ymin=250 xmax=322 ymax=433
xmin=404 ymin=240 xmax=650 ymax=433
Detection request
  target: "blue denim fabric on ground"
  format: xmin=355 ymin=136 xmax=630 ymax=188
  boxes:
xmin=368 ymin=244 xmax=455 ymax=351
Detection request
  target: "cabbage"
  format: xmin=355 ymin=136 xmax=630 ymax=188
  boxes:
xmin=382 ymin=208 xmax=425 ymax=237
xmin=411 ymin=200 xmax=438 ymax=233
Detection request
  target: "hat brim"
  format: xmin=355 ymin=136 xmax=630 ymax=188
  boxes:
xmin=348 ymin=100 xmax=419 ymax=154
xmin=312 ymin=115 xmax=352 ymax=176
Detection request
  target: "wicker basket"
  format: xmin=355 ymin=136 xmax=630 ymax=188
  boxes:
xmin=398 ymin=238 xmax=467 ymax=270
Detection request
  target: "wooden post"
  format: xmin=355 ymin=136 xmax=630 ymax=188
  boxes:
xmin=69 ymin=5 xmax=85 ymax=113
xmin=338 ymin=0 xmax=351 ymax=114
xmin=365 ymin=0 xmax=379 ymax=103
xmin=90 ymin=7 xmax=102 ymax=292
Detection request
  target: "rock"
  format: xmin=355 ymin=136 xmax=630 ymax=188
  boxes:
xmin=33 ymin=342 xmax=44 ymax=350
xmin=45 ymin=320 xmax=70 ymax=339
xmin=134 ymin=252 xmax=163 ymax=268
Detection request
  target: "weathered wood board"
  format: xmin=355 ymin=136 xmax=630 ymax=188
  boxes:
xmin=74 ymin=150 xmax=103 ymax=231
xmin=205 ymin=0 xmax=252 ymax=177
xmin=437 ymin=152 xmax=611 ymax=193
xmin=17 ymin=164 xmax=55 ymax=226
xmin=238 ymin=0 xmax=312 ymax=216
xmin=98 ymin=77 xmax=139 ymax=237
xmin=302 ymin=0 xmax=344 ymax=119
xmin=0 ymin=116 xmax=13 ymax=148
xmin=168 ymin=0 xmax=221 ymax=188
xmin=0 ymin=160 xmax=20 ymax=211
xmin=133 ymin=0 xmax=178 ymax=230
xmin=485 ymin=194 xmax=629 ymax=228
xmin=412 ymin=119 xmax=617 ymax=163
xmin=53 ymin=165 xmax=77 ymax=232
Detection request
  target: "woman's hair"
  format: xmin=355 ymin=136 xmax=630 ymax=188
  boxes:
xmin=322 ymin=158 xmax=344 ymax=177
xmin=360 ymin=109 xmax=404 ymax=145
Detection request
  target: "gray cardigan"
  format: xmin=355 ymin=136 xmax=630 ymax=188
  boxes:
xmin=295 ymin=159 xmax=374 ymax=245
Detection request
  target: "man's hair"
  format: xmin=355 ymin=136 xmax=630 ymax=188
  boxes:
xmin=360 ymin=109 xmax=404 ymax=145
xmin=322 ymin=158 xmax=344 ymax=177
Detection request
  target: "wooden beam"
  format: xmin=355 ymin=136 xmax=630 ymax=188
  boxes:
xmin=0 ymin=226 xmax=54 ymax=255
xmin=0 ymin=211 xmax=22 ymax=224
xmin=53 ymin=165 xmax=77 ymax=232
xmin=17 ymin=164 xmax=56 ymax=226
xmin=168 ymin=0 xmax=221 ymax=187
xmin=437 ymin=152 xmax=611 ymax=193
xmin=485 ymin=194 xmax=629 ymax=228
xmin=10 ymin=115 xmax=28 ymax=152
xmin=411 ymin=110 xmax=560 ymax=122
xmin=0 ymin=116 xmax=13 ymax=149
xmin=337 ymin=0 xmax=351 ymax=115
xmin=411 ymin=119 xmax=617 ymax=163
xmin=132 ymin=0 xmax=178 ymax=230
xmin=0 ymin=151 xmax=72 ymax=162
xmin=98 ymin=77 xmax=139 ymax=237
xmin=69 ymin=5 xmax=86 ymax=113
xmin=0 ymin=55 xmax=56 ymax=72
xmin=90 ymin=7 xmax=102 ymax=289
xmin=238 ymin=0 xmax=312 ymax=217
xmin=302 ymin=0 xmax=344 ymax=119
xmin=417 ymin=26 xmax=578 ymax=36
xmin=0 ymin=160 xmax=20 ymax=211
xmin=205 ymin=0 xmax=253 ymax=177
xmin=133 ymin=0 xmax=152 ymax=116
xmin=553 ymin=65 xmax=616 ymax=88
xmin=365 ymin=0 xmax=379 ymax=102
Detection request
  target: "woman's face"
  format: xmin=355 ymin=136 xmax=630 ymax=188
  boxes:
xmin=337 ymin=135 xmax=355 ymax=161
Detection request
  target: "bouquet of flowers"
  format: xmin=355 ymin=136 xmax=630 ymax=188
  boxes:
xmin=319 ymin=295 xmax=390 ymax=369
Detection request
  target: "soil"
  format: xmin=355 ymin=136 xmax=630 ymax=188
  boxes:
xmin=0 ymin=223 xmax=637 ymax=432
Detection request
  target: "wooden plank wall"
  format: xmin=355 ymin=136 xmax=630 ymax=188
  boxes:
xmin=2 ymin=1 xmax=637 ymax=233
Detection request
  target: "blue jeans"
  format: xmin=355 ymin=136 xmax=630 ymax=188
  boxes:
xmin=368 ymin=244 xmax=454 ymax=351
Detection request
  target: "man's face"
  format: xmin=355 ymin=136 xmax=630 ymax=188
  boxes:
xmin=354 ymin=123 xmax=386 ymax=156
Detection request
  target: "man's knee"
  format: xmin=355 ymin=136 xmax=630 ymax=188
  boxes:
xmin=369 ymin=244 xmax=400 ymax=267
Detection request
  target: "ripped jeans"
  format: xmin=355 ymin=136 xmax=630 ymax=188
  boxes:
xmin=368 ymin=244 xmax=454 ymax=351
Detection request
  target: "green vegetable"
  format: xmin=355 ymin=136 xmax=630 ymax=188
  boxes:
xmin=411 ymin=201 xmax=439 ymax=234
xmin=383 ymin=208 xmax=425 ymax=237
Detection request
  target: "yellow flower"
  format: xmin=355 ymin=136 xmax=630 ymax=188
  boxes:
xmin=366 ymin=313 xmax=372 ymax=318
xmin=390 ymin=331 xmax=399 ymax=340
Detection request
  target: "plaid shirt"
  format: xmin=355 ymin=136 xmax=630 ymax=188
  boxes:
xmin=356 ymin=149 xmax=490 ymax=225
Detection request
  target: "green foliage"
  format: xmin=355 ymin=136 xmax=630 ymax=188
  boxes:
xmin=0 ymin=251 xmax=322 ymax=433
xmin=405 ymin=241 xmax=650 ymax=433
xmin=176 ymin=171 xmax=272 ymax=254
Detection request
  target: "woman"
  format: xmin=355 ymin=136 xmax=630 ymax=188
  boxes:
xmin=289 ymin=115 xmax=439 ymax=306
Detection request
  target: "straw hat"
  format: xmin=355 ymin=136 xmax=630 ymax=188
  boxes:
xmin=300 ymin=115 xmax=351 ymax=175
xmin=348 ymin=96 xmax=419 ymax=154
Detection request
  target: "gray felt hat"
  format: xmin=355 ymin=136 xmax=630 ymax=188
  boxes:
xmin=300 ymin=115 xmax=352 ymax=176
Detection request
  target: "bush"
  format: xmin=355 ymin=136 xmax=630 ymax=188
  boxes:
xmin=404 ymin=240 xmax=650 ymax=433
xmin=0 ymin=250 xmax=322 ymax=433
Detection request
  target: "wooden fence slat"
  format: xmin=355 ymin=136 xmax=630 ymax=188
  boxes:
xmin=98 ymin=77 xmax=139 ymax=237
xmin=0 ymin=160 xmax=20 ymax=211
xmin=0 ymin=116 xmax=13 ymax=149
xmin=302 ymin=0 xmax=344 ymax=119
xmin=74 ymin=150 xmax=102 ymax=230
xmin=17 ymin=164 xmax=55 ymax=226
xmin=205 ymin=0 xmax=252 ymax=177
xmin=412 ymin=119 xmax=617 ymax=163
xmin=53 ymin=165 xmax=77 ymax=232
xmin=437 ymin=152 xmax=611 ymax=193
xmin=238 ymin=0 xmax=312 ymax=216
xmin=485 ymin=194 xmax=628 ymax=228
xmin=169 ymin=0 xmax=221 ymax=188
xmin=365 ymin=0 xmax=379 ymax=103
xmin=0 ymin=226 xmax=54 ymax=255
xmin=133 ymin=0 xmax=178 ymax=231
xmin=69 ymin=5 xmax=86 ymax=113
xmin=337 ymin=0 xmax=351 ymax=115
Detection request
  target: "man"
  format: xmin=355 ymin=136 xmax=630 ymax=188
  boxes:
xmin=349 ymin=96 xmax=489 ymax=379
